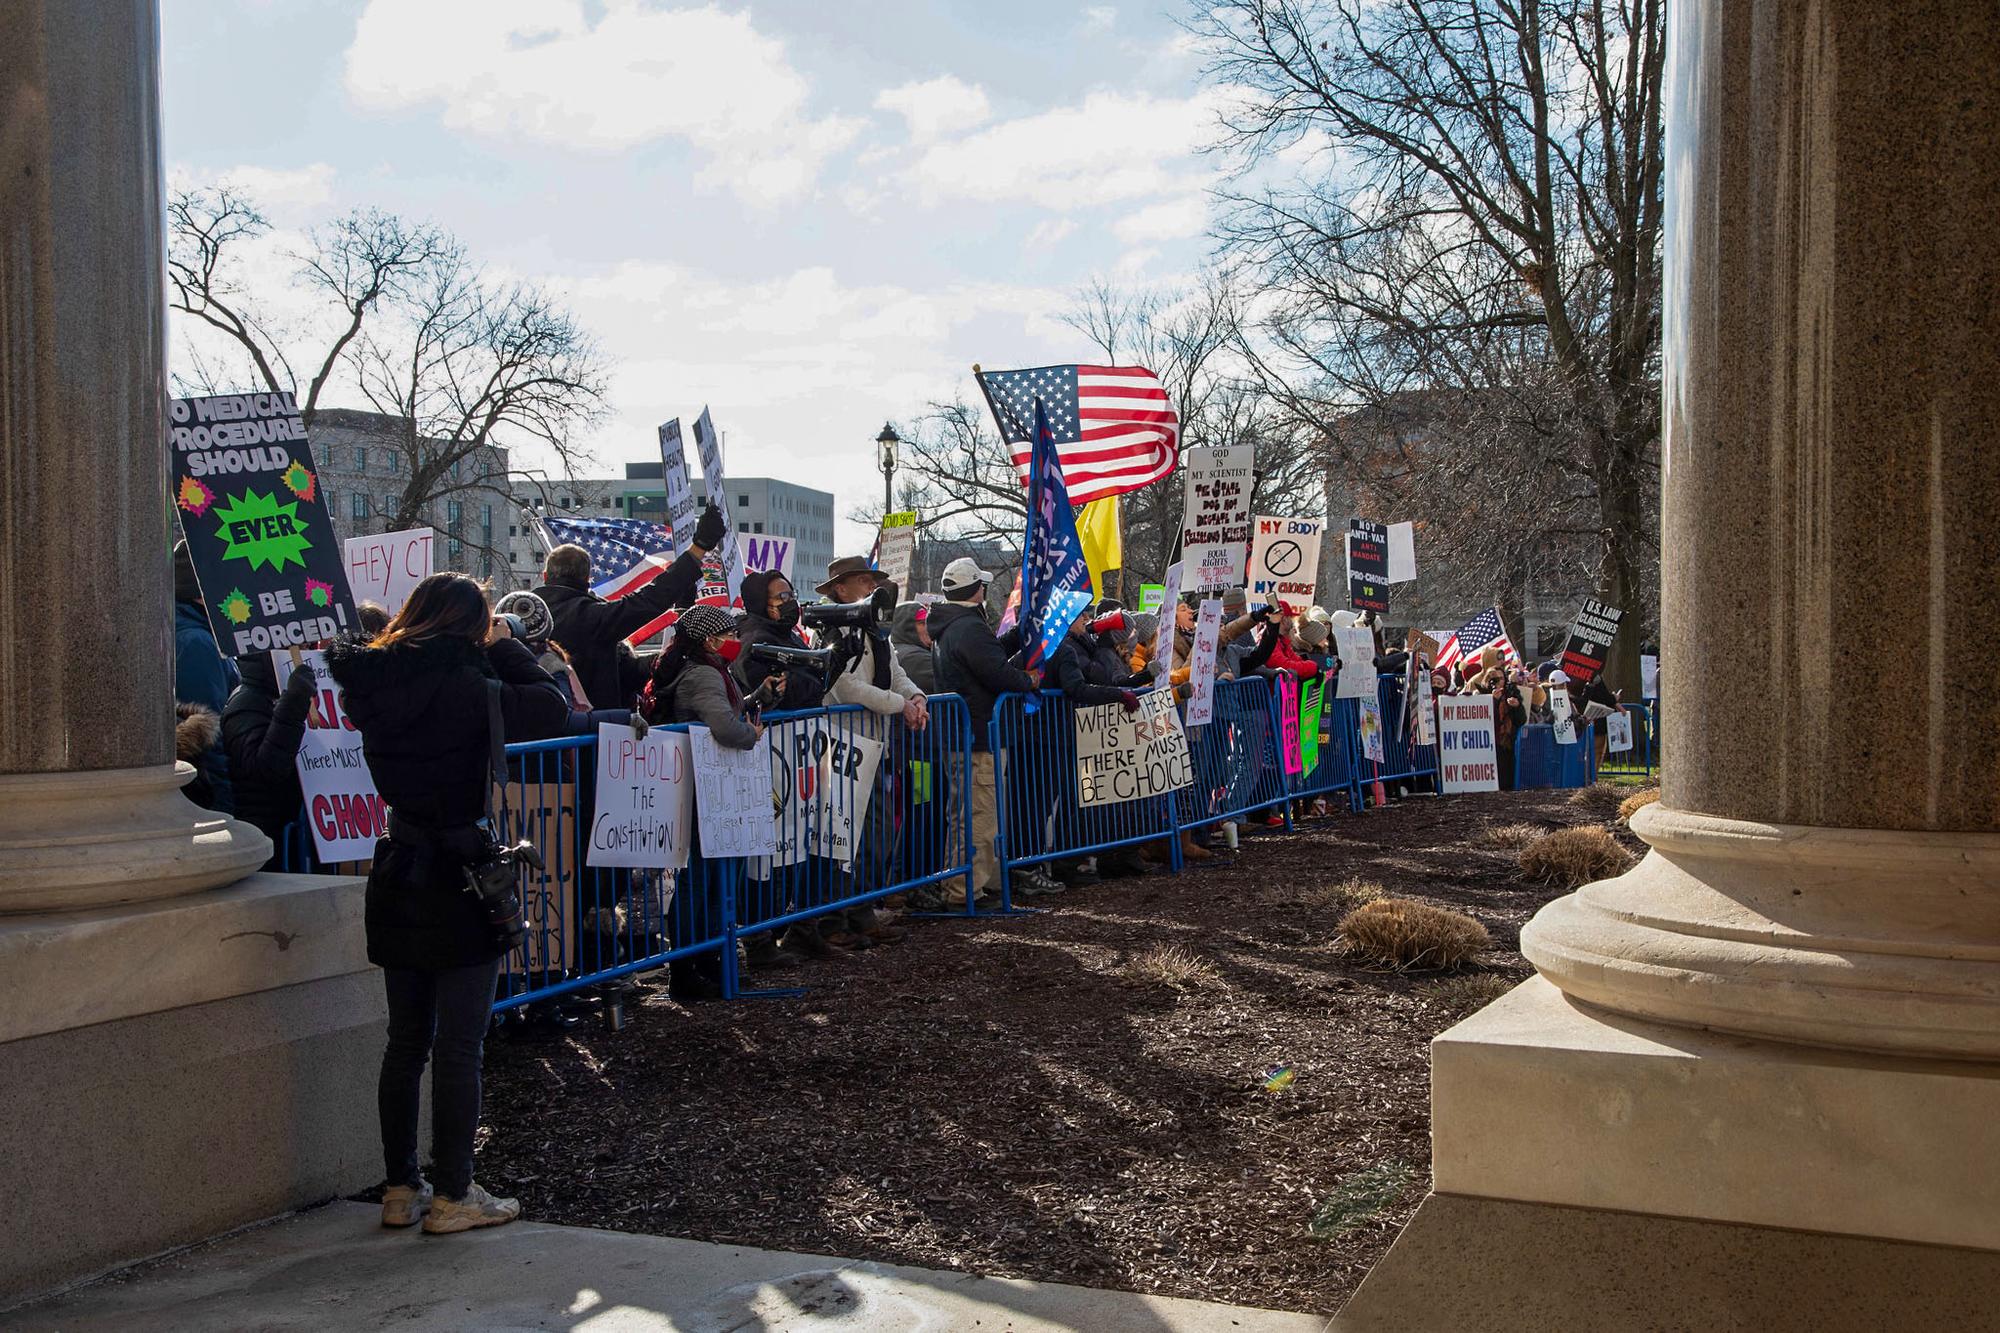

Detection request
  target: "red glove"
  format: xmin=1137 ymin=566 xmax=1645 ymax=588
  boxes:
xmin=1117 ymin=689 xmax=1141 ymax=714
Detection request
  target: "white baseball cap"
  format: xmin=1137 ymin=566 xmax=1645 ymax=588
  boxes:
xmin=940 ymin=557 xmax=993 ymax=594
xmin=1548 ymin=669 xmax=1572 ymax=684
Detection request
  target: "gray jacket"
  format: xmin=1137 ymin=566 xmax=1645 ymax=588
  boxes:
xmin=666 ymin=659 xmax=767 ymax=750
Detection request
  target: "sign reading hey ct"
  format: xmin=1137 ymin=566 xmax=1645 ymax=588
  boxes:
xmin=172 ymin=391 xmax=356 ymax=657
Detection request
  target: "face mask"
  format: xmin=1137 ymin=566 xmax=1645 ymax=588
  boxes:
xmin=774 ymin=599 xmax=801 ymax=629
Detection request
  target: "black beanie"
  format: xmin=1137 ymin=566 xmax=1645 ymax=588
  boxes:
xmin=172 ymin=540 xmax=202 ymax=604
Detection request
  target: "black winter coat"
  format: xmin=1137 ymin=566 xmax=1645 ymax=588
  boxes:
xmin=221 ymin=655 xmax=315 ymax=849
xmin=929 ymin=601 xmax=1035 ymax=750
xmin=327 ymin=634 xmax=571 ymax=970
xmin=536 ymin=552 xmax=699 ymax=710
xmin=731 ymin=610 xmax=826 ymax=712
xmin=1050 ymin=635 xmax=1129 ymax=707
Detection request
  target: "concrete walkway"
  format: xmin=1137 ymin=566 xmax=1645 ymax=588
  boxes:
xmin=8 ymin=1202 xmax=1332 ymax=1332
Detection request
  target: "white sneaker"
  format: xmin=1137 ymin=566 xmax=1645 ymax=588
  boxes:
xmin=421 ymin=1182 xmax=521 ymax=1234
xmin=381 ymin=1180 xmax=433 ymax=1228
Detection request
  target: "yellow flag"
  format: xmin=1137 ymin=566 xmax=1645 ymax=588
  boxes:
xmin=1076 ymin=496 xmax=1122 ymax=601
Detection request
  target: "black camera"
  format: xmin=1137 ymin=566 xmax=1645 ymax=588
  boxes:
xmin=749 ymin=641 xmax=836 ymax=694
xmin=800 ymin=585 xmax=896 ymax=632
xmin=462 ymin=837 xmax=544 ymax=953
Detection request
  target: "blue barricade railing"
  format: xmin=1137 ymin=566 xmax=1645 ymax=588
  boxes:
xmin=1178 ymin=674 xmax=1292 ymax=834
xmin=1596 ymin=701 xmax=1657 ymax=778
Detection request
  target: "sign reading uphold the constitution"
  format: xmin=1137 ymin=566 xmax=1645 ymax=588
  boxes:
xmin=1076 ymin=691 xmax=1192 ymax=806
xmin=171 ymin=391 xmax=357 ymax=657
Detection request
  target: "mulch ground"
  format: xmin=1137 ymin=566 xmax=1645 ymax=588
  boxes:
xmin=477 ymin=784 xmax=1650 ymax=1316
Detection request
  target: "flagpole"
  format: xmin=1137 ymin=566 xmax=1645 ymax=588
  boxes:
xmin=1114 ymin=494 xmax=1125 ymax=602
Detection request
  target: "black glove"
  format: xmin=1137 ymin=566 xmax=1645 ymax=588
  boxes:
xmin=693 ymin=502 xmax=727 ymax=551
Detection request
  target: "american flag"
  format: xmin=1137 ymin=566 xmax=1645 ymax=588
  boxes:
xmin=1435 ymin=606 xmax=1519 ymax=674
xmin=976 ymin=363 xmax=1178 ymax=504
xmin=537 ymin=515 xmax=678 ymax=642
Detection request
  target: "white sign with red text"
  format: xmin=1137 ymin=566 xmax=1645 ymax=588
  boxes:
xmin=275 ymin=649 xmax=385 ymax=862
xmin=343 ymin=526 xmax=433 ymax=616
xmin=587 ymin=723 xmax=695 ymax=869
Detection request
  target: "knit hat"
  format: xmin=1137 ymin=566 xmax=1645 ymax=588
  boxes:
xmin=1306 ymin=605 xmax=1331 ymax=625
xmin=1221 ymin=588 xmax=1248 ymax=614
xmin=1299 ymin=620 xmax=1330 ymax=649
xmin=172 ymin=540 xmax=202 ymax=604
xmin=674 ymin=603 xmax=736 ymax=644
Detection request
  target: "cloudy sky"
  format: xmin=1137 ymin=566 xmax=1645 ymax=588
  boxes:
xmin=160 ymin=0 xmax=1228 ymax=550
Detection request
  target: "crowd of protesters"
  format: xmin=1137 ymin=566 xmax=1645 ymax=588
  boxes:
xmin=166 ymin=505 xmax=1638 ymax=1235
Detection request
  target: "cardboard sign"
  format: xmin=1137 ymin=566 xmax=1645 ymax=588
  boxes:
xmin=1300 ymin=678 xmax=1324 ymax=776
xmin=1179 ymin=445 xmax=1255 ymax=591
xmin=587 ymin=723 xmax=694 ymax=869
xmin=658 ymin=419 xmax=700 ymax=554
xmin=1151 ymin=562 xmax=1181 ymax=686
xmin=1137 ymin=584 xmax=1165 ymax=614
xmin=1346 ymin=519 xmax=1390 ymax=613
xmin=275 ymin=649 xmax=384 ymax=863
xmin=1277 ymin=672 xmax=1304 ymax=776
xmin=171 ymin=391 xmax=357 ymax=656
xmin=1185 ymin=597 xmax=1224 ymax=726
xmin=877 ymin=511 xmax=917 ymax=594
xmin=1607 ymin=710 xmax=1634 ymax=753
xmin=1437 ymin=695 xmax=1501 ymax=793
xmin=1549 ymin=685 xmax=1579 ymax=746
xmin=1074 ymin=691 xmax=1192 ymax=806
xmin=1333 ymin=625 xmax=1377 ymax=699
xmin=743 ymin=533 xmax=795 ymax=581
xmin=343 ymin=526 xmax=432 ymax=616
xmin=692 ymin=408 xmax=747 ymax=602
xmin=1248 ymin=515 xmax=1324 ymax=610
xmin=1405 ymin=628 xmax=1442 ymax=665
xmin=1640 ymin=653 xmax=1659 ymax=700
xmin=1358 ymin=694 xmax=1385 ymax=763
xmin=493 ymin=775 xmax=579 ymax=973
xmin=1387 ymin=521 xmax=1418 ymax=584
xmin=1561 ymin=598 xmax=1624 ymax=683
xmin=688 ymin=725 xmax=776 ymax=857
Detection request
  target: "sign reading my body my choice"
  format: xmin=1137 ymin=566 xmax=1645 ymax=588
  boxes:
xmin=171 ymin=392 xmax=356 ymax=657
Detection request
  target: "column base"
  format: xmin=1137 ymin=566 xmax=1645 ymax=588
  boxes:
xmin=1521 ymin=804 xmax=2000 ymax=1058
xmin=0 ymin=763 xmax=271 ymax=913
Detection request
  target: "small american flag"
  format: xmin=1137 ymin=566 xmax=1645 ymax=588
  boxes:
xmin=976 ymin=363 xmax=1178 ymax=504
xmin=1435 ymin=606 xmax=1519 ymax=674
xmin=538 ymin=515 xmax=678 ymax=641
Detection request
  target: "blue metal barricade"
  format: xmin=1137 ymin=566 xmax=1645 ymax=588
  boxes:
xmin=1512 ymin=723 xmax=1594 ymax=789
xmin=1363 ymin=673 xmax=1441 ymax=795
xmin=1595 ymin=701 xmax=1657 ymax=778
xmin=1178 ymin=675 xmax=1289 ymax=834
xmin=1273 ymin=671 xmax=1362 ymax=813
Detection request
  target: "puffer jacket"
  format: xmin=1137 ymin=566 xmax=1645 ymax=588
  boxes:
xmin=221 ymin=654 xmax=316 ymax=848
xmin=326 ymin=634 xmax=570 ymax=970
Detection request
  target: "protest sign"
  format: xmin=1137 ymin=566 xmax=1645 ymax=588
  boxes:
xmin=1277 ymin=672 xmax=1304 ymax=776
xmin=1560 ymin=598 xmax=1625 ymax=683
xmin=1405 ymin=628 xmax=1442 ymax=666
xmin=1415 ymin=666 xmax=1436 ymax=746
xmin=658 ymin=418 xmax=700 ymax=554
xmin=1248 ymin=516 xmax=1324 ymax=609
xmin=1549 ymin=685 xmax=1579 ymax=745
xmin=343 ymin=526 xmax=432 ymax=616
xmin=493 ymin=775 xmax=578 ymax=972
xmin=1300 ymin=678 xmax=1324 ymax=776
xmin=1437 ymin=695 xmax=1501 ymax=793
xmin=171 ymin=391 xmax=357 ymax=657
xmin=1346 ymin=519 xmax=1390 ymax=612
xmin=587 ymin=723 xmax=694 ymax=869
xmin=1138 ymin=584 xmax=1165 ymax=614
xmin=776 ymin=721 xmax=884 ymax=864
xmin=743 ymin=533 xmax=795 ymax=581
xmin=1185 ymin=597 xmax=1223 ymax=726
xmin=1179 ymin=445 xmax=1255 ymax=591
xmin=1075 ymin=691 xmax=1192 ymax=806
xmin=1358 ymin=694 xmax=1386 ymax=763
xmin=877 ymin=511 xmax=917 ymax=594
xmin=692 ymin=409 xmax=748 ymax=602
xmin=1607 ymin=710 xmax=1634 ymax=753
xmin=1333 ymin=625 xmax=1377 ymax=699
xmin=1387 ymin=521 xmax=1418 ymax=583
xmin=688 ymin=725 xmax=776 ymax=857
xmin=1150 ymin=562 xmax=1181 ymax=685
xmin=275 ymin=649 xmax=383 ymax=863
xmin=1641 ymin=653 xmax=1659 ymax=700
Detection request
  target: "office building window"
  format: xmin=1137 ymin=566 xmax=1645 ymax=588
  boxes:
xmin=354 ymin=446 xmax=367 ymax=471
xmin=752 ymin=521 xmax=763 ymax=533
xmin=737 ymin=494 xmax=749 ymax=507
xmin=352 ymin=493 xmax=370 ymax=519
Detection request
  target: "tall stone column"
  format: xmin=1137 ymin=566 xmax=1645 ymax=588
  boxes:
xmin=0 ymin=0 xmax=267 ymax=909
xmin=1519 ymin=0 xmax=2000 ymax=1059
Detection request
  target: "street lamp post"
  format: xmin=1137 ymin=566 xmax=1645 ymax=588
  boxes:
xmin=876 ymin=422 xmax=900 ymax=519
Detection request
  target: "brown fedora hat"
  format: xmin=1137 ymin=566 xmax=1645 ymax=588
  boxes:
xmin=814 ymin=555 xmax=891 ymax=599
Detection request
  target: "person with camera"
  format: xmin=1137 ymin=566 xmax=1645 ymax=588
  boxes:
xmin=534 ymin=501 xmax=730 ymax=711
xmin=732 ymin=570 xmax=821 ymax=711
xmin=927 ymin=557 xmax=1043 ymax=907
xmin=325 ymin=573 xmax=571 ymax=1234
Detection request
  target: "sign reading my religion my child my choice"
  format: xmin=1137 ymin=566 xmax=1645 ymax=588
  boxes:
xmin=172 ymin=392 xmax=357 ymax=657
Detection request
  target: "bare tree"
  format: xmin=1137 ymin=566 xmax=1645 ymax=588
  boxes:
xmin=1197 ymin=0 xmax=1664 ymax=691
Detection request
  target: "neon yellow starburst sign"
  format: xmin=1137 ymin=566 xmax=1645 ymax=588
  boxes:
xmin=212 ymin=490 xmax=312 ymax=572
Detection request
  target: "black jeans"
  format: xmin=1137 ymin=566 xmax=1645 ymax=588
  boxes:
xmin=380 ymin=957 xmax=501 ymax=1200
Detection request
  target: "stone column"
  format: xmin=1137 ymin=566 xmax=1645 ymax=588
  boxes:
xmin=0 ymin=0 xmax=267 ymax=909
xmin=1520 ymin=0 xmax=2000 ymax=1058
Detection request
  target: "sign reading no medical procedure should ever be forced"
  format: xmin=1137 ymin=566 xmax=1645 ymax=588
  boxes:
xmin=171 ymin=391 xmax=358 ymax=656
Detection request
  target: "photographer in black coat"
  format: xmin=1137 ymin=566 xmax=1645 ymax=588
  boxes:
xmin=534 ymin=502 xmax=728 ymax=710
xmin=326 ymin=573 xmax=570 ymax=1236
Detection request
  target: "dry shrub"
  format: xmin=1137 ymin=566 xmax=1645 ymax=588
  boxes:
xmin=1567 ymin=782 xmax=1627 ymax=819
xmin=1329 ymin=878 xmax=1386 ymax=910
xmin=1618 ymin=787 xmax=1661 ymax=823
xmin=1476 ymin=822 xmax=1545 ymax=851
xmin=1518 ymin=825 xmax=1635 ymax=887
xmin=1418 ymin=973 xmax=1515 ymax=1013
xmin=1118 ymin=944 xmax=1222 ymax=994
xmin=1336 ymin=899 xmax=1491 ymax=971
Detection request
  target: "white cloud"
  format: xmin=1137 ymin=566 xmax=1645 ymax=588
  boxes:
xmin=1112 ymin=193 xmax=1210 ymax=244
xmin=1081 ymin=6 xmax=1118 ymax=33
xmin=342 ymin=1 xmax=858 ymax=206
xmin=179 ymin=162 xmax=337 ymax=220
xmin=874 ymin=75 xmax=991 ymax=144
xmin=898 ymin=89 xmax=1227 ymax=210
xmin=1025 ymin=218 xmax=1078 ymax=250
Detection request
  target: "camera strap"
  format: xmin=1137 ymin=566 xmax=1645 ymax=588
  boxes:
xmin=485 ymin=678 xmax=511 ymax=828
